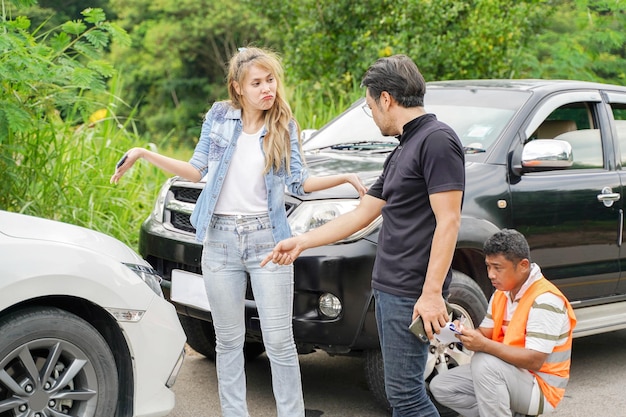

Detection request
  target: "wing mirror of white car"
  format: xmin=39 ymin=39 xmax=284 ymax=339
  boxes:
xmin=301 ymin=129 xmax=318 ymax=142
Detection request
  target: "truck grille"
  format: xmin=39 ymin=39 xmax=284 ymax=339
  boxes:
xmin=171 ymin=211 xmax=195 ymax=233
xmin=175 ymin=187 xmax=202 ymax=203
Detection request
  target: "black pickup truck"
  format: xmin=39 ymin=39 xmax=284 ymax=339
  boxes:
xmin=139 ymin=79 xmax=626 ymax=415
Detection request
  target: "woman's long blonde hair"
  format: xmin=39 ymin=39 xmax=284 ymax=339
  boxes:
xmin=227 ymin=47 xmax=300 ymax=174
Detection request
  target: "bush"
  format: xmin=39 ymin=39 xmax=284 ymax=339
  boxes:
xmin=0 ymin=5 xmax=165 ymax=247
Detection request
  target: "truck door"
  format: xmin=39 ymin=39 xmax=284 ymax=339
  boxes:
xmin=510 ymin=92 xmax=622 ymax=302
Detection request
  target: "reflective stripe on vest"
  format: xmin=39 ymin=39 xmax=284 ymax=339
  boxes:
xmin=491 ymin=277 xmax=577 ymax=408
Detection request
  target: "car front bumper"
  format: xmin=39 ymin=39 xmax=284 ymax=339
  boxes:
xmin=118 ymin=296 xmax=187 ymax=417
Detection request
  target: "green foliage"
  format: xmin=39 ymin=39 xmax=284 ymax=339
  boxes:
xmin=289 ymin=79 xmax=364 ymax=130
xmin=0 ymin=7 xmax=130 ymax=136
xmin=15 ymin=0 xmax=117 ymax=34
xmin=0 ymin=5 xmax=156 ymax=247
xmin=107 ymin=0 xmax=274 ymax=147
xmin=252 ymin=0 xmax=553 ymax=94
xmin=520 ymin=0 xmax=626 ymax=84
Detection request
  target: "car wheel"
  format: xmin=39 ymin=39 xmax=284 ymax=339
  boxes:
xmin=178 ymin=315 xmax=265 ymax=361
xmin=364 ymin=271 xmax=488 ymax=416
xmin=0 ymin=306 xmax=119 ymax=417
xmin=364 ymin=349 xmax=390 ymax=414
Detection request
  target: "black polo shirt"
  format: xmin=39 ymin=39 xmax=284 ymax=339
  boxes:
xmin=367 ymin=113 xmax=465 ymax=298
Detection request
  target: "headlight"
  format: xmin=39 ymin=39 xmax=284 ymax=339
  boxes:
xmin=124 ymin=263 xmax=164 ymax=297
xmin=151 ymin=176 xmax=177 ymax=221
xmin=288 ymin=200 xmax=382 ymax=243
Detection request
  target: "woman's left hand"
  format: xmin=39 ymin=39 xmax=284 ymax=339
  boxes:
xmin=345 ymin=173 xmax=367 ymax=196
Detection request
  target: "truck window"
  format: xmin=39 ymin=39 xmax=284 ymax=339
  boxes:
xmin=530 ymin=102 xmax=603 ymax=169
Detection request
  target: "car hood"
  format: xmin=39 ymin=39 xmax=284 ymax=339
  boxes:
xmin=0 ymin=210 xmax=145 ymax=264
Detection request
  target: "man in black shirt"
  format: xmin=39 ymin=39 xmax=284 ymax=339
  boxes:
xmin=262 ymin=55 xmax=465 ymax=417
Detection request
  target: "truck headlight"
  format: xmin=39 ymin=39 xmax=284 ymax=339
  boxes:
xmin=288 ymin=200 xmax=381 ymax=243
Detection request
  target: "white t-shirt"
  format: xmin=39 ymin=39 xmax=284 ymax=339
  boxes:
xmin=214 ymin=128 xmax=268 ymax=215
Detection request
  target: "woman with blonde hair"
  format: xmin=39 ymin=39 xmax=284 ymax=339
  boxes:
xmin=111 ymin=46 xmax=365 ymax=416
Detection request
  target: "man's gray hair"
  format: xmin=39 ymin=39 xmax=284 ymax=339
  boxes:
xmin=361 ymin=54 xmax=426 ymax=108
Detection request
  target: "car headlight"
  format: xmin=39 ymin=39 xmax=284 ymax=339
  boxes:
xmin=288 ymin=200 xmax=382 ymax=243
xmin=151 ymin=176 xmax=178 ymax=221
xmin=124 ymin=263 xmax=164 ymax=297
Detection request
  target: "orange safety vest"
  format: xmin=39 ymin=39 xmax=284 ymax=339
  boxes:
xmin=491 ymin=277 xmax=577 ymax=408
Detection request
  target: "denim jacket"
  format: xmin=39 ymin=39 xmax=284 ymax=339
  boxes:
xmin=189 ymin=101 xmax=309 ymax=244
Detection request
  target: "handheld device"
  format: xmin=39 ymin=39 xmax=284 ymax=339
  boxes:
xmin=116 ymin=154 xmax=128 ymax=169
xmin=408 ymin=300 xmax=456 ymax=343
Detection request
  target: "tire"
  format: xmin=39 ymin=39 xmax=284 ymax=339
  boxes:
xmin=364 ymin=349 xmax=391 ymax=415
xmin=178 ymin=314 xmax=217 ymax=360
xmin=179 ymin=315 xmax=265 ymax=361
xmin=0 ymin=306 xmax=119 ymax=417
xmin=364 ymin=271 xmax=488 ymax=417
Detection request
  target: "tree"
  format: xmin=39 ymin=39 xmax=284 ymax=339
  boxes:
xmin=251 ymin=0 xmax=554 ymax=92
xmin=520 ymin=0 xmax=626 ymax=84
xmin=0 ymin=3 xmax=131 ymax=218
xmin=107 ymin=0 xmax=275 ymax=146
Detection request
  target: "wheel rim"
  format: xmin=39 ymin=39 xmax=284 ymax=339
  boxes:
xmin=0 ymin=338 xmax=99 ymax=416
xmin=424 ymin=303 xmax=474 ymax=380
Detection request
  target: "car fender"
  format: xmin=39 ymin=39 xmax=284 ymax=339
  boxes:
xmin=0 ymin=240 xmax=155 ymax=312
xmin=457 ymin=216 xmax=502 ymax=249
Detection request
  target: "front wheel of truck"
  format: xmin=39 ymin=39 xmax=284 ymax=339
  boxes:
xmin=179 ymin=314 xmax=217 ymax=359
xmin=179 ymin=315 xmax=265 ymax=361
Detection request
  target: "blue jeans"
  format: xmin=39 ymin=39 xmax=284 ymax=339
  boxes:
xmin=201 ymin=214 xmax=304 ymax=417
xmin=374 ymin=289 xmax=440 ymax=417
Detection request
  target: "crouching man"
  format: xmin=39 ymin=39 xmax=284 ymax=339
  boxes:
xmin=430 ymin=229 xmax=576 ymax=417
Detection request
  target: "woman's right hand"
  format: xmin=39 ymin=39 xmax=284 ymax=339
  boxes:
xmin=110 ymin=147 xmax=143 ymax=184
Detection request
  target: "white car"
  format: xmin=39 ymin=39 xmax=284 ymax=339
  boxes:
xmin=0 ymin=210 xmax=186 ymax=417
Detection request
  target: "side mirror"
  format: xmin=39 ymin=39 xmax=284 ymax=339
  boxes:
xmin=520 ymin=139 xmax=573 ymax=171
xmin=301 ymin=129 xmax=317 ymax=142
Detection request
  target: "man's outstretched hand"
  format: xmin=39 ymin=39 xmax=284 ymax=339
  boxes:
xmin=260 ymin=237 xmax=304 ymax=267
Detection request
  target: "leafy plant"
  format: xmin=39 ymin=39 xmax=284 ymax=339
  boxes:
xmin=0 ymin=4 xmax=163 ymax=247
xmin=520 ymin=0 xmax=626 ymax=83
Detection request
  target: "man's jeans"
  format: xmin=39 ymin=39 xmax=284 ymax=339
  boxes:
xmin=374 ymin=289 xmax=440 ymax=417
xmin=202 ymin=214 xmax=305 ymax=417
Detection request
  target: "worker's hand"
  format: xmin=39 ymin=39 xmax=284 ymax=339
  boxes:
xmin=457 ymin=327 xmax=487 ymax=352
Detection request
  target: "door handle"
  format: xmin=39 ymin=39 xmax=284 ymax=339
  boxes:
xmin=597 ymin=187 xmax=621 ymax=207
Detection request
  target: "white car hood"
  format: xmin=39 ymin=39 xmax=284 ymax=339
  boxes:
xmin=0 ymin=211 xmax=144 ymax=264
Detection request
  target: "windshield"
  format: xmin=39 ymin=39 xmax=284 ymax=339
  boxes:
xmin=303 ymin=87 xmax=531 ymax=156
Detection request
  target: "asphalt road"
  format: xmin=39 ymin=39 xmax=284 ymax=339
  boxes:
xmin=167 ymin=329 xmax=626 ymax=417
